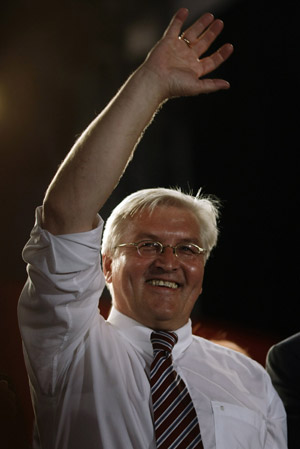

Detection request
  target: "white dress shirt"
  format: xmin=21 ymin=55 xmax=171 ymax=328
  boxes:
xmin=18 ymin=207 xmax=287 ymax=449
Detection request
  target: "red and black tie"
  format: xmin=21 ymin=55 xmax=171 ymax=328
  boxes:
xmin=150 ymin=330 xmax=204 ymax=448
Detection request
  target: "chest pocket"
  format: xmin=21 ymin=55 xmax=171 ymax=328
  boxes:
xmin=212 ymin=401 xmax=266 ymax=449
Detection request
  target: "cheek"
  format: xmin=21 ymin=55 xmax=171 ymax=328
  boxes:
xmin=188 ymin=265 xmax=205 ymax=290
xmin=111 ymin=255 xmax=147 ymax=286
xmin=110 ymin=256 xmax=127 ymax=285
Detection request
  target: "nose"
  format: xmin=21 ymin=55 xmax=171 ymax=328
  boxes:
xmin=153 ymin=245 xmax=180 ymax=270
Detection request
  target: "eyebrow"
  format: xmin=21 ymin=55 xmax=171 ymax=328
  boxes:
xmin=133 ymin=233 xmax=201 ymax=245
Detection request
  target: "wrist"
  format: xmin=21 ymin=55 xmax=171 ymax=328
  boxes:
xmin=130 ymin=63 xmax=169 ymax=107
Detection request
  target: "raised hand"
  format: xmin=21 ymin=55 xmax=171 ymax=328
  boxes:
xmin=143 ymin=8 xmax=234 ymax=100
xmin=42 ymin=9 xmax=233 ymax=235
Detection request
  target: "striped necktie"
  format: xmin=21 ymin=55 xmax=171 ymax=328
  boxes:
xmin=150 ymin=330 xmax=204 ymax=449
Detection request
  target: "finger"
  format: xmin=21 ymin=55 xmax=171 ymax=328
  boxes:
xmin=193 ymin=19 xmax=225 ymax=58
xmin=163 ymin=8 xmax=189 ymax=39
xmin=198 ymin=78 xmax=231 ymax=94
xmin=198 ymin=43 xmax=234 ymax=78
xmin=181 ymin=12 xmax=215 ymax=42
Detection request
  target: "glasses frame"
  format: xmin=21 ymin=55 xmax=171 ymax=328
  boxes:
xmin=115 ymin=240 xmax=207 ymax=260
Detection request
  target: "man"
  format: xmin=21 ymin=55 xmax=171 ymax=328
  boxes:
xmin=266 ymin=333 xmax=300 ymax=449
xmin=18 ymin=8 xmax=287 ymax=448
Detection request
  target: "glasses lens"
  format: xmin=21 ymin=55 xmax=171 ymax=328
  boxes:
xmin=176 ymin=244 xmax=201 ymax=258
xmin=137 ymin=241 xmax=162 ymax=257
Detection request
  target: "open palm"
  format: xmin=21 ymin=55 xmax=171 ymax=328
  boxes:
xmin=144 ymin=8 xmax=234 ymax=99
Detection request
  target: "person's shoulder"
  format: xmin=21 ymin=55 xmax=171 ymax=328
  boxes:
xmin=190 ymin=334 xmax=268 ymax=380
xmin=191 ymin=333 xmax=246 ymax=353
xmin=267 ymin=332 xmax=300 ymax=367
xmin=273 ymin=332 xmax=300 ymax=351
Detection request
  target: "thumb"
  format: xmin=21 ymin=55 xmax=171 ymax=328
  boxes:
xmin=163 ymin=8 xmax=189 ymax=39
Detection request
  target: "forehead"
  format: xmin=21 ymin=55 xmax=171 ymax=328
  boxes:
xmin=123 ymin=206 xmax=201 ymax=242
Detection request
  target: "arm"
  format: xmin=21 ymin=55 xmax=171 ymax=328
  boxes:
xmin=42 ymin=8 xmax=233 ymax=235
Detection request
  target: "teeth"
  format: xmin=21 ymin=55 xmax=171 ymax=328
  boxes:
xmin=147 ymin=280 xmax=179 ymax=289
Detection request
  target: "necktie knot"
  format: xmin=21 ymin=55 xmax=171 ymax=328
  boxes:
xmin=150 ymin=330 xmax=178 ymax=356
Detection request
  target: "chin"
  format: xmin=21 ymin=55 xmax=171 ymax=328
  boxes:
xmin=147 ymin=307 xmax=182 ymax=329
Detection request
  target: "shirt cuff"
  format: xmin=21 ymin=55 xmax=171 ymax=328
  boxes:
xmin=26 ymin=206 xmax=104 ymax=274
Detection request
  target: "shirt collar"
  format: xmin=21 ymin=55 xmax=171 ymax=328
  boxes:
xmin=107 ymin=306 xmax=193 ymax=365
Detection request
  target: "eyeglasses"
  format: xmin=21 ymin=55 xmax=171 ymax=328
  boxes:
xmin=115 ymin=240 xmax=207 ymax=261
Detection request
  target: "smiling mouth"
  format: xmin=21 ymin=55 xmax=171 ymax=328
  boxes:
xmin=146 ymin=280 xmax=179 ymax=289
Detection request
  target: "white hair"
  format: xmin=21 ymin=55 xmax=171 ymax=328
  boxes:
xmin=101 ymin=187 xmax=220 ymax=262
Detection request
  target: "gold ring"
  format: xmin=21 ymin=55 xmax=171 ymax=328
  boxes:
xmin=179 ymin=35 xmax=191 ymax=48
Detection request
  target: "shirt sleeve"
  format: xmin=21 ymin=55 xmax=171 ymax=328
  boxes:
xmin=18 ymin=206 xmax=107 ymax=394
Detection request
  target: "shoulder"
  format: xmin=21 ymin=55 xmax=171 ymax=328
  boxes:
xmin=267 ymin=333 xmax=300 ymax=364
xmin=190 ymin=334 xmax=268 ymax=380
xmin=182 ymin=334 xmax=283 ymax=417
xmin=270 ymin=331 xmax=300 ymax=350
xmin=266 ymin=332 xmax=300 ymax=381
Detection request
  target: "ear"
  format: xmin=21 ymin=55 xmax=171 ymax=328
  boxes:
xmin=102 ymin=254 xmax=113 ymax=283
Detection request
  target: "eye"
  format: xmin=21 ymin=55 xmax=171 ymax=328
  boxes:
xmin=177 ymin=244 xmax=199 ymax=256
xmin=137 ymin=241 xmax=161 ymax=254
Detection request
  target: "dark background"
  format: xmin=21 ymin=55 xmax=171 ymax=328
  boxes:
xmin=0 ymin=0 xmax=299 ymax=444
xmin=1 ymin=0 xmax=298 ymax=334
